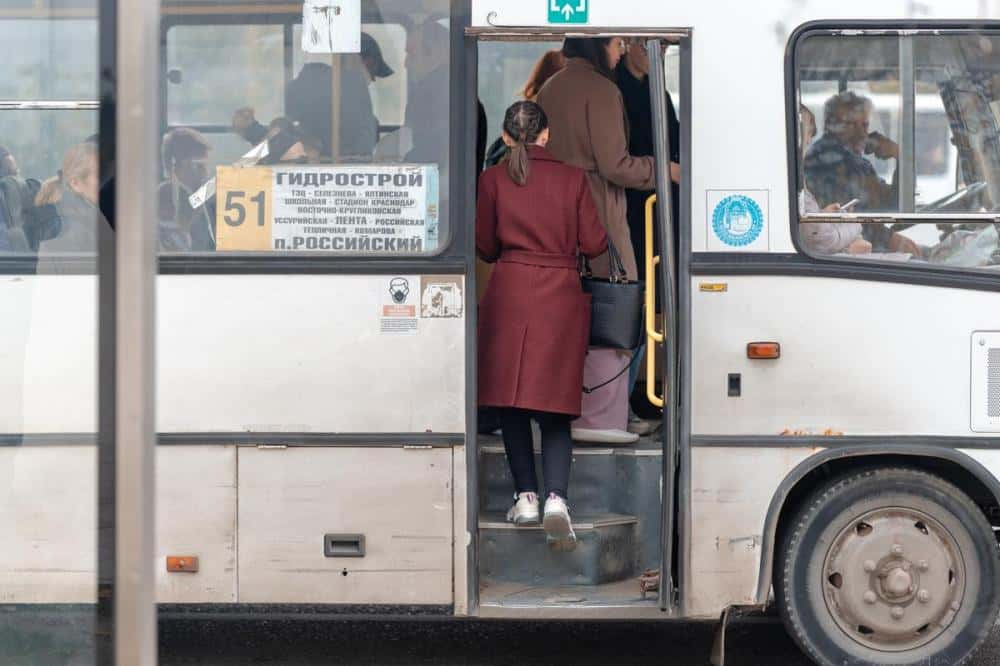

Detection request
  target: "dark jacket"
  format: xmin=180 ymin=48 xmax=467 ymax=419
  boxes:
xmin=476 ymin=146 xmax=607 ymax=416
xmin=616 ymin=62 xmax=680 ymax=274
xmin=286 ymin=61 xmax=377 ymax=158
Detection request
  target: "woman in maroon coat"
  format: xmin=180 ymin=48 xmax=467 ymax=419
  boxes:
xmin=477 ymin=101 xmax=607 ymax=548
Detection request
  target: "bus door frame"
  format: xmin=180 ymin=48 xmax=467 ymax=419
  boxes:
xmin=464 ymin=26 xmax=691 ymax=617
xmin=645 ymin=37 xmax=681 ymax=614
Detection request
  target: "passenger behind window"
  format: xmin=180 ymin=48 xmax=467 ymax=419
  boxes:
xmin=0 ymin=144 xmax=46 ymax=252
xmin=537 ymin=37 xmax=655 ymax=444
xmin=803 ymin=91 xmax=921 ymax=256
xmin=159 ymin=128 xmax=215 ymax=251
xmin=34 ymin=143 xmax=102 ymax=254
xmin=476 ymin=101 xmax=607 ymax=549
xmin=484 ymin=49 xmax=567 ymax=170
xmin=403 ymin=18 xmax=450 ymax=166
xmin=797 ymin=104 xmax=871 ymax=255
xmin=287 ymin=53 xmax=377 ymax=160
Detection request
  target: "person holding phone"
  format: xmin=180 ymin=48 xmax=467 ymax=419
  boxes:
xmin=798 ymin=105 xmax=871 ymax=255
xmin=803 ymin=92 xmax=922 ymax=256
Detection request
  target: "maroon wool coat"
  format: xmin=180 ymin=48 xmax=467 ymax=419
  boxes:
xmin=476 ymin=146 xmax=608 ymax=416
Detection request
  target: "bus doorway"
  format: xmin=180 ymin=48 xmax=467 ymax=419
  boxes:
xmin=471 ymin=32 xmax=685 ymax=617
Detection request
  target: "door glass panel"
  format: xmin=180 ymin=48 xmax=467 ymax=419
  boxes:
xmin=0 ymin=1 xmax=102 ymax=662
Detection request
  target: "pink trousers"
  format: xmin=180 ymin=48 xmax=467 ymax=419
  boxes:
xmin=572 ymin=348 xmax=631 ymax=431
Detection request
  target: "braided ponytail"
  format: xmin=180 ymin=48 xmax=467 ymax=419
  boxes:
xmin=502 ymin=101 xmax=549 ymax=187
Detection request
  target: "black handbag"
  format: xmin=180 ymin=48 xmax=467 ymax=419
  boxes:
xmin=581 ymin=241 xmax=645 ymax=350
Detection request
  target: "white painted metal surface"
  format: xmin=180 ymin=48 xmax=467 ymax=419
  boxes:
xmin=0 ymin=448 xmax=96 ymax=603
xmin=691 ymin=276 xmax=1000 ymax=436
xmin=237 ymin=447 xmax=453 ymax=604
xmin=155 ymin=446 xmax=237 ymax=603
xmin=688 ymin=446 xmax=816 ymax=618
xmin=0 ymin=275 xmax=465 ymax=434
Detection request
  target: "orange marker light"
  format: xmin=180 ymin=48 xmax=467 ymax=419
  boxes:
xmin=166 ymin=556 xmax=199 ymax=573
xmin=747 ymin=342 xmax=780 ymax=360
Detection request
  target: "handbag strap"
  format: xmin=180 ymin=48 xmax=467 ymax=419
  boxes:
xmin=582 ymin=352 xmax=641 ymax=394
xmin=579 ymin=239 xmax=629 ymax=283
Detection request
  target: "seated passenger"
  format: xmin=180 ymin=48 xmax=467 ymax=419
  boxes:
xmin=159 ymin=128 xmax=214 ymax=251
xmin=404 ymin=18 xmax=450 ymax=165
xmin=0 ymin=144 xmax=44 ymax=251
xmin=259 ymin=127 xmax=310 ymax=165
xmin=35 ymin=142 xmax=101 ymax=253
xmin=287 ymin=54 xmax=377 ymax=159
xmin=804 ymin=91 xmax=920 ymax=255
xmin=797 ymin=104 xmax=870 ymax=255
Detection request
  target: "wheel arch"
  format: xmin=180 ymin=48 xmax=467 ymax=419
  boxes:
xmin=754 ymin=445 xmax=1000 ymax=605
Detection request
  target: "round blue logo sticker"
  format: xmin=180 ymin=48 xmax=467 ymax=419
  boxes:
xmin=712 ymin=195 xmax=764 ymax=247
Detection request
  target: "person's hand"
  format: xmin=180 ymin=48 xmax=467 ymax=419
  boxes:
xmin=232 ymin=107 xmax=256 ymax=133
xmin=847 ymin=237 xmax=873 ymax=254
xmin=888 ymin=232 xmax=922 ymax=256
xmin=669 ymin=161 xmax=680 ymax=184
xmin=868 ymin=132 xmax=899 ymax=160
xmin=821 ymin=203 xmax=841 ymax=213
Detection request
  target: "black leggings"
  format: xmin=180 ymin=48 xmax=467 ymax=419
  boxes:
xmin=500 ymin=408 xmax=573 ymax=500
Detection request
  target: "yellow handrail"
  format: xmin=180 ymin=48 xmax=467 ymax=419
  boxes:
xmin=645 ymin=194 xmax=664 ymax=408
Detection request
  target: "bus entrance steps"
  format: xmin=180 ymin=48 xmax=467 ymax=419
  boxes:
xmin=477 ymin=439 xmax=662 ymax=573
xmin=478 ymin=512 xmax=639 ymax=586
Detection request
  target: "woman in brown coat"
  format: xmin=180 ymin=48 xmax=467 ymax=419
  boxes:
xmin=536 ymin=37 xmax=656 ymax=443
xmin=477 ymin=101 xmax=607 ymax=548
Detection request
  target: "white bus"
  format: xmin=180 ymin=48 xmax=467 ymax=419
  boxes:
xmin=3 ymin=1 xmax=1000 ymax=664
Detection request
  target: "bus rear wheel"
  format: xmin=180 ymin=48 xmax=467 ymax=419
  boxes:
xmin=776 ymin=467 xmax=1000 ymax=666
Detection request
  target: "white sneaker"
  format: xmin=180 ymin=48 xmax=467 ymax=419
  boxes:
xmin=506 ymin=492 xmax=540 ymax=525
xmin=543 ymin=493 xmax=577 ymax=551
xmin=571 ymin=427 xmax=639 ymax=444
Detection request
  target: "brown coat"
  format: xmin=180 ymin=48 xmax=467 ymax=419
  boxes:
xmin=536 ymin=58 xmax=656 ymax=280
xmin=476 ymin=146 xmax=608 ymax=416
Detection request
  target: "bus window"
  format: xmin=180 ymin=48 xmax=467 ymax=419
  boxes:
xmin=1 ymin=17 xmax=98 ymax=189
xmin=793 ymin=30 xmax=1000 ymax=269
xmin=158 ymin=1 xmax=451 ymax=256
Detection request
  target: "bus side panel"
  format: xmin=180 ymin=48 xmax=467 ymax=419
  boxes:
xmin=687 ymin=446 xmax=814 ymax=619
xmin=157 ymin=275 xmax=465 ymax=435
xmin=0 ymin=447 xmax=96 ymax=603
xmin=237 ymin=447 xmax=453 ymax=605
xmin=156 ymin=446 xmax=237 ymax=603
xmin=691 ymin=276 xmax=1000 ymax=436
xmin=0 ymin=276 xmax=96 ymax=434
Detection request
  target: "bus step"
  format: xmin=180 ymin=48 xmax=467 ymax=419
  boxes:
xmin=478 ymin=512 xmax=639 ymax=586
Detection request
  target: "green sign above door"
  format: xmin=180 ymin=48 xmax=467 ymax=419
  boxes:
xmin=548 ymin=0 xmax=588 ymax=24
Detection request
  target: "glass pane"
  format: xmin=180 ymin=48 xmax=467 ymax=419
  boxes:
xmin=1 ymin=19 xmax=98 ymax=101
xmin=159 ymin=1 xmax=450 ymax=255
xmin=795 ymin=31 xmax=1000 ymax=270
xmin=0 ymin=2 xmax=101 ymax=663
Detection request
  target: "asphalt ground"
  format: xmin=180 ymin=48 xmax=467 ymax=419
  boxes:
xmin=155 ymin=616 xmax=1000 ymax=665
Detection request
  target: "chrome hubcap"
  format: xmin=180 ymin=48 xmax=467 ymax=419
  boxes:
xmin=823 ymin=508 xmax=964 ymax=652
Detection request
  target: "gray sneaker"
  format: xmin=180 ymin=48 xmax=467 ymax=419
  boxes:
xmin=627 ymin=414 xmax=662 ymax=436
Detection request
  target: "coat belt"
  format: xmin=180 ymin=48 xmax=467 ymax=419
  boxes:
xmin=498 ymin=250 xmax=578 ymax=269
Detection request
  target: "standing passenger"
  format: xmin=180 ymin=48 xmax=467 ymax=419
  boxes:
xmin=477 ymin=101 xmax=607 ymax=548
xmin=616 ymin=37 xmax=681 ymax=436
xmin=536 ymin=37 xmax=655 ymax=444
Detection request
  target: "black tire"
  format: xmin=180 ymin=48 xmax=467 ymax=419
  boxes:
xmin=776 ymin=467 xmax=1000 ymax=666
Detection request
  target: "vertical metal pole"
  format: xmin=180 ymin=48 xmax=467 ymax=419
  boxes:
xmin=899 ymin=35 xmax=916 ymax=213
xmin=115 ymin=0 xmax=159 ymax=661
xmin=647 ymin=39 xmax=678 ymax=615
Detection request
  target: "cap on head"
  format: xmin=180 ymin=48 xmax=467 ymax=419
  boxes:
xmin=360 ymin=32 xmax=394 ymax=78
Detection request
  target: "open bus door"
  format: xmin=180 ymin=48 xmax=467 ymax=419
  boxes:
xmin=644 ymin=37 xmax=681 ymax=614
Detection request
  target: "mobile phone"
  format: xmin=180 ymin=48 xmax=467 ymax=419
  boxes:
xmin=840 ymin=198 xmax=861 ymax=211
